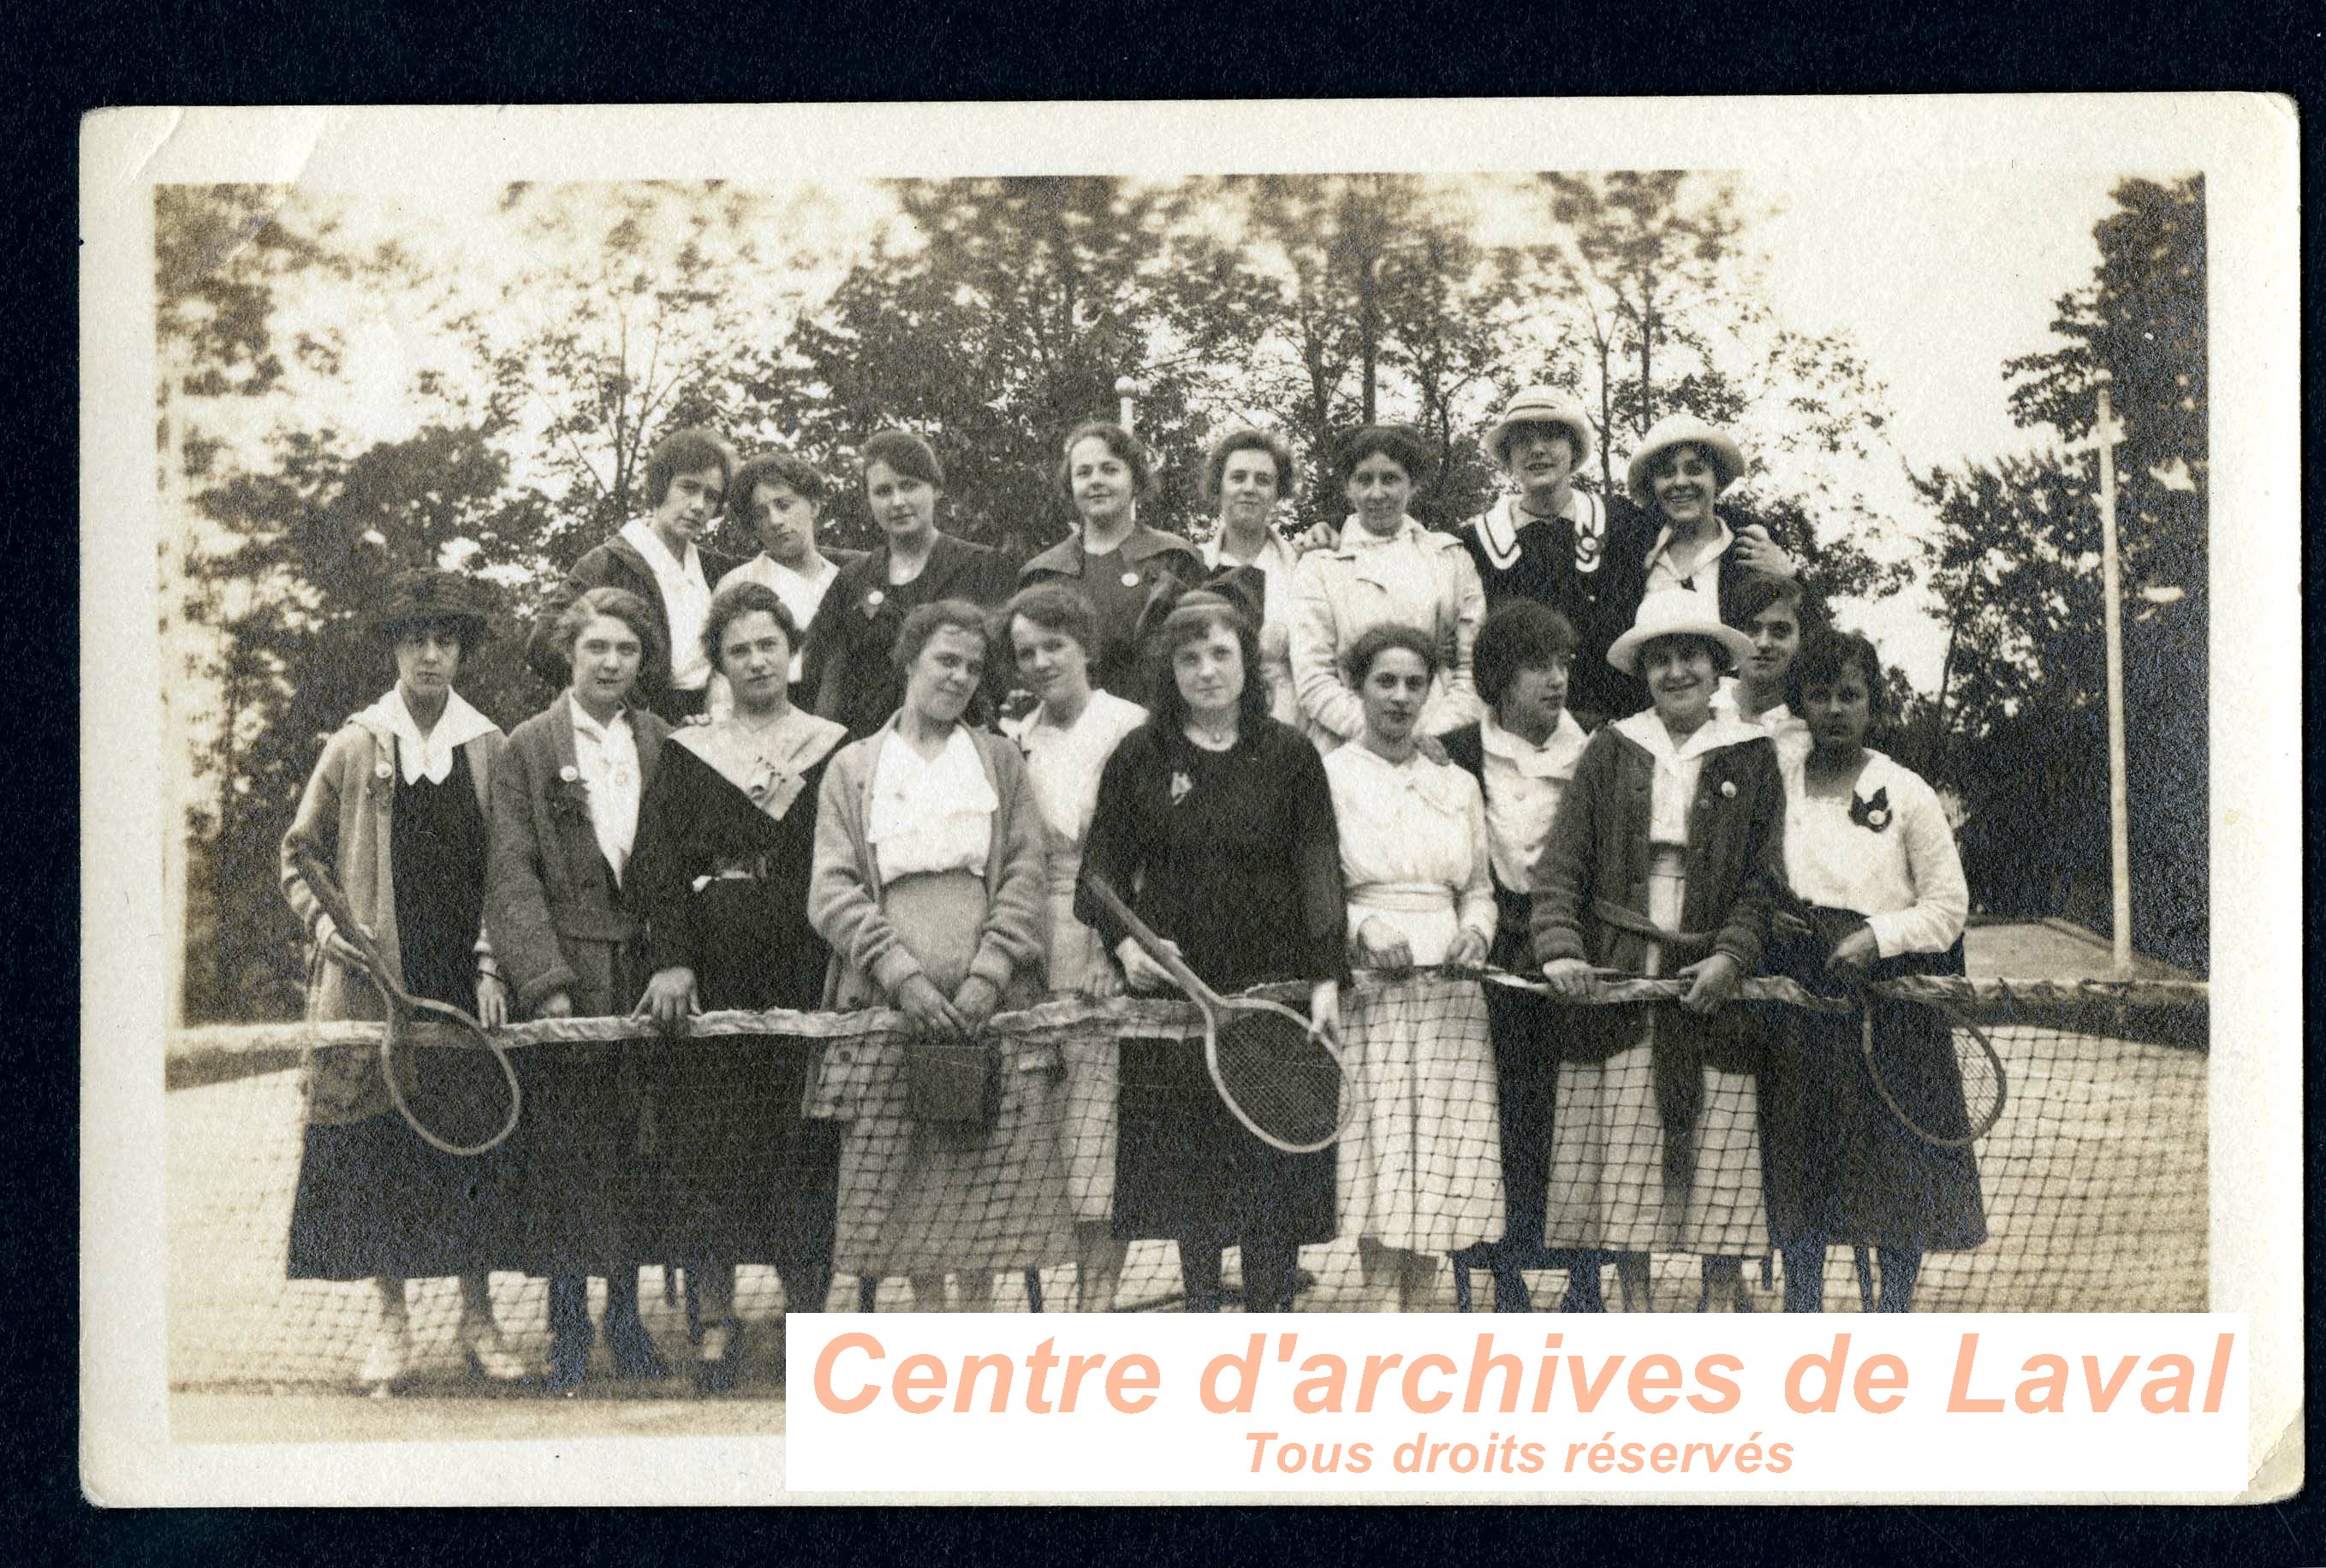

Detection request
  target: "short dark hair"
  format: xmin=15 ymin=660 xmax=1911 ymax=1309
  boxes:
xmin=1335 ymin=423 xmax=1433 ymax=489
xmin=1473 ymin=601 xmax=1578 ymax=706
xmin=701 ymin=579 xmax=800 ymax=672
xmin=642 ymin=427 xmax=735 ymax=508
xmin=729 ymin=452 xmax=830 ymax=520
xmin=1785 ymin=628 xmax=1889 ymax=723
xmin=553 ymin=585 xmax=663 ymax=689
xmin=1734 ymin=572 xmax=1821 ymax=635
xmin=860 ymin=428 xmax=945 ymax=490
xmin=1055 ymin=420 xmax=1158 ymax=506
xmin=892 ymin=597 xmax=990 ymax=675
xmin=1201 ymin=426 xmax=1299 ymax=504
xmin=1002 ymin=581 xmax=1099 ymax=657
xmin=1342 ymin=622 xmax=1439 ymax=686
xmin=1146 ymin=593 xmax=1270 ymax=732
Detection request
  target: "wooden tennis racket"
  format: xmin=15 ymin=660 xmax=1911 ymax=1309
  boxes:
xmin=1859 ymin=993 xmax=2008 ymax=1149
xmin=1086 ymin=876 xmax=1352 ymax=1155
xmin=293 ymin=847 xmax=522 ymax=1156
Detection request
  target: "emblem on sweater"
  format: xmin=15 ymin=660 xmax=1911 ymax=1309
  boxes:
xmin=1169 ymin=770 xmax=1193 ymax=806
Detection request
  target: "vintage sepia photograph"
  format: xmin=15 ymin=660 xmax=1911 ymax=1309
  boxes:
xmin=81 ymin=99 xmax=2298 ymax=1503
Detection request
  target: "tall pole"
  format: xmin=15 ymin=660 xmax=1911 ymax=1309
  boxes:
xmin=1115 ymin=375 xmax=1140 ymax=434
xmin=2092 ymin=383 xmax=2133 ymax=977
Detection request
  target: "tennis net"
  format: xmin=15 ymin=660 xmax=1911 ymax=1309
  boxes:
xmin=163 ymin=974 xmax=2207 ymax=1393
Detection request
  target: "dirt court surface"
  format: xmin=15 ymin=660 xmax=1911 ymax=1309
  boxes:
xmin=164 ymin=919 xmax=2205 ymax=1446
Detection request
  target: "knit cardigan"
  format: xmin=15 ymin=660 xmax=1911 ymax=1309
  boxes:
xmin=806 ymin=721 xmax=1049 ymax=1008
xmin=279 ymin=709 xmax=505 ymax=1126
xmin=484 ymin=699 xmax=672 ymax=1016
xmin=1526 ymin=721 xmax=1786 ymax=1070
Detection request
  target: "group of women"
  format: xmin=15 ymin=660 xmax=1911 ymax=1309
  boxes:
xmin=281 ymin=392 xmax=1984 ymax=1397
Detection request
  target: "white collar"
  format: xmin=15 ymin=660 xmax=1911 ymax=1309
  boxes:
xmin=1480 ymin=709 xmax=1588 ymax=777
xmin=1612 ymin=707 xmax=1764 ymax=767
xmin=1202 ymin=527 xmax=1292 ymax=572
xmin=567 ymin=692 xmax=633 ymax=745
xmin=1335 ymin=740 xmax=1472 ymax=817
xmin=1339 ymin=514 xmax=1421 ymax=549
xmin=621 ymin=518 xmax=704 ymax=582
xmin=1645 ymin=514 xmax=1734 ymax=577
xmin=355 ymin=686 xmax=497 ymax=785
xmin=1711 ymin=677 xmax=1794 ymax=728
xmin=1472 ymin=491 xmax=1606 ymax=573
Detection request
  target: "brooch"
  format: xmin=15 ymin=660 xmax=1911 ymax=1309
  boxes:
xmin=373 ymin=757 xmax=393 ymax=781
xmin=1719 ymin=780 xmax=1737 ymax=799
xmin=1121 ymin=569 xmax=1141 ymax=588
xmin=1849 ymin=786 xmax=1893 ymax=834
xmin=558 ymin=763 xmax=580 ymax=783
xmin=864 ymin=589 xmax=886 ymax=616
xmin=1169 ymin=770 xmax=1193 ymax=806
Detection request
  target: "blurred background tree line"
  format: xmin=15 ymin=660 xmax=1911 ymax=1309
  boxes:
xmin=157 ymin=172 xmax=2207 ymax=1020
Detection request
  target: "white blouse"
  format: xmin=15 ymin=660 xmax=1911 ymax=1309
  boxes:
xmin=1478 ymin=710 xmax=1589 ymax=891
xmin=1781 ymin=749 xmax=1968 ymax=959
xmin=568 ymin=695 xmax=641 ymax=885
xmin=621 ymin=519 xmax=714 ymax=692
xmin=1323 ymin=742 xmax=1496 ymax=962
xmin=1641 ymin=516 xmax=1734 ymax=628
xmin=1711 ymin=679 xmax=1812 ymax=769
xmin=1008 ymin=692 xmax=1146 ymax=885
xmin=1609 ymin=709 xmax=1768 ymax=850
xmin=866 ymin=726 xmax=997 ymax=882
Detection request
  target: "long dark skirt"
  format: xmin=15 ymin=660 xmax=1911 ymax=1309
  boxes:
xmin=286 ymin=1108 xmax=519 ymax=1280
xmin=654 ymin=1037 xmax=840 ymax=1269
xmin=1111 ymin=1036 xmax=1336 ymax=1248
xmin=1485 ymin=980 xmax=1557 ymax=1257
xmin=1759 ymin=935 xmax=1988 ymax=1253
xmin=510 ymin=1041 xmax=663 ymax=1273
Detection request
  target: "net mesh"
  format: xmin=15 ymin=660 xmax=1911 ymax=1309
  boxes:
xmin=164 ymin=975 xmax=2207 ymax=1393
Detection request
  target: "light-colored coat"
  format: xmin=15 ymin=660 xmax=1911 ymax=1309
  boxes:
xmin=1288 ymin=520 xmax=1486 ymax=744
xmin=279 ymin=710 xmax=504 ymax=1126
xmin=807 ymin=722 xmax=1048 ymax=1008
xmin=485 ymin=700 xmax=673 ymax=1017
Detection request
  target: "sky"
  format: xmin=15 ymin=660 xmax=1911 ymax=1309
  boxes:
xmin=316 ymin=165 xmax=2149 ymax=690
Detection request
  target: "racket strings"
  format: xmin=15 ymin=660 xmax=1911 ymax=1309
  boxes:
xmin=1211 ymin=1010 xmax=1344 ymax=1152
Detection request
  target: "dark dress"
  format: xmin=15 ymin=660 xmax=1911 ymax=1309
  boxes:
xmin=630 ymin=735 xmax=843 ymax=1274
xmin=799 ymin=536 xmax=1017 ymax=739
xmin=286 ymin=750 xmax=516 ymax=1279
xmin=1074 ymin=718 xmax=1348 ymax=1247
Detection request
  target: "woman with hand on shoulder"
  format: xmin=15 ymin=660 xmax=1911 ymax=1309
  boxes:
xmin=1323 ymin=625 xmax=1503 ymax=1312
xmin=806 ymin=601 xmax=1068 ymax=1310
xmin=629 ymin=581 xmax=850 ymax=1387
xmin=1020 ymin=421 xmax=1201 ymax=704
xmin=1199 ymin=426 xmax=1306 ymax=726
xmin=1760 ymin=630 xmax=1981 ymax=1313
xmin=1621 ymin=414 xmax=1796 ymax=637
xmin=1532 ymin=591 xmax=1786 ymax=1313
xmin=1002 ymin=583 xmax=1148 ymax=1311
xmin=488 ymin=585 xmax=675 ymax=1392
xmin=1439 ymin=601 xmax=1591 ymax=1311
xmin=798 ymin=431 xmax=1017 ymax=740
xmin=1077 ymin=581 xmax=1348 ymax=1314
xmin=1290 ymin=424 xmax=1486 ymax=748
xmin=280 ymin=569 xmax=523 ymax=1394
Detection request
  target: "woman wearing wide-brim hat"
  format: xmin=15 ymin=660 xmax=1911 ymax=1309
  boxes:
xmin=1621 ymin=413 xmax=1797 ymax=635
xmin=279 ymin=567 xmax=528 ymax=1393
xmin=1530 ymin=589 xmax=1787 ymax=1313
xmin=1461 ymin=386 xmax=1643 ymax=728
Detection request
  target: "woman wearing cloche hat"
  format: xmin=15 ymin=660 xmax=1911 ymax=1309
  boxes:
xmin=1527 ymin=588 xmax=1786 ymax=1314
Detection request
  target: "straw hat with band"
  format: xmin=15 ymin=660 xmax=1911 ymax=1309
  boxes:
xmin=1624 ymin=413 xmax=1747 ymax=509
xmin=1604 ymin=589 xmax=1754 ymax=677
xmin=370 ymin=568 xmax=496 ymax=644
xmin=1480 ymin=385 xmax=1596 ymax=471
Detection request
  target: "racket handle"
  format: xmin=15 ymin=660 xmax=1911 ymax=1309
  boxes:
xmin=1083 ymin=876 xmax=1225 ymax=1011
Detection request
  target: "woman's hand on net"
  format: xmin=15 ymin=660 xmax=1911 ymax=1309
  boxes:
xmin=1539 ymin=957 xmax=1602 ymax=999
xmin=1675 ymin=952 xmax=1743 ymax=1014
xmin=474 ymin=973 xmax=509 ymax=1029
xmin=1354 ymin=917 xmax=1414 ymax=974
xmin=895 ymin=972 xmax=967 ymax=1037
xmin=1086 ymin=962 xmax=1126 ymax=1001
xmin=1308 ymin=979 xmax=1341 ymax=1044
xmin=1825 ymin=926 xmax=1879 ymax=985
xmin=952 ymin=974 xmax=1002 ymax=1034
xmin=635 ymin=967 xmax=700 ymax=1036
xmin=1115 ymin=936 xmax=1181 ymax=995
xmin=1444 ymin=929 xmax=1490 ymax=972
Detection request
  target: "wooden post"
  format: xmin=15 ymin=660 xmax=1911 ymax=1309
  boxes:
xmin=2091 ymin=383 xmax=2133 ymax=977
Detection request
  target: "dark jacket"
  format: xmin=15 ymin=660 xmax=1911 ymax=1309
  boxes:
xmin=1527 ymin=721 xmax=1785 ymax=1068
xmin=526 ymin=534 xmax=744 ymax=725
xmin=485 ymin=698 xmax=673 ymax=1016
xmin=797 ymin=533 xmax=1019 ymax=739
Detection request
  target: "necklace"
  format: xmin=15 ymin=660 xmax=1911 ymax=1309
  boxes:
xmin=1185 ymin=716 xmax=1236 ymax=751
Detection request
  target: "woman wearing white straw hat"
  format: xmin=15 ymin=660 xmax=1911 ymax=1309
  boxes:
xmin=1622 ymin=413 xmax=1796 ymax=636
xmin=1463 ymin=386 xmax=1644 ymax=730
xmin=1530 ymin=588 xmax=1786 ymax=1314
